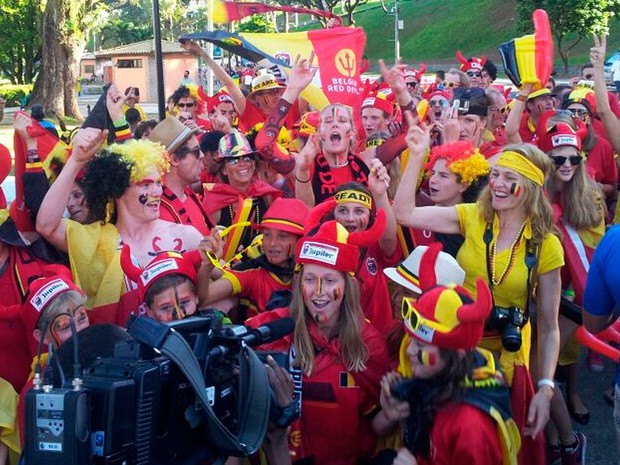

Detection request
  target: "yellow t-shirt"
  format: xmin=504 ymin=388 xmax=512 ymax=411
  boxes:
xmin=454 ymin=202 xmax=564 ymax=383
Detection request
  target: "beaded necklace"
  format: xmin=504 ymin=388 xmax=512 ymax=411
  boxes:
xmin=489 ymin=221 xmax=527 ymax=286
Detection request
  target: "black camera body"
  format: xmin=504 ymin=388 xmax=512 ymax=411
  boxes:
xmin=25 ymin=313 xmax=289 ymax=465
xmin=486 ymin=306 xmax=528 ymax=352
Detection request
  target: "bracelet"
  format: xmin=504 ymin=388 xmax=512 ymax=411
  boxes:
xmin=515 ymin=94 xmax=528 ymax=103
xmin=295 ymin=174 xmax=310 ymax=183
xmin=537 ymin=378 xmax=555 ymax=390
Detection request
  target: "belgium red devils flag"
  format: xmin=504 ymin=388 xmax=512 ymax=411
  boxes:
xmin=244 ymin=28 xmax=366 ymax=110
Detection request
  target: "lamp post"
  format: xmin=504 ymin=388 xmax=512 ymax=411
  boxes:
xmin=394 ymin=0 xmax=400 ymax=63
xmin=152 ymin=0 xmax=166 ymax=120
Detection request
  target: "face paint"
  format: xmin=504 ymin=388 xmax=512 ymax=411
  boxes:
xmin=333 ymin=288 xmax=340 ymax=301
xmin=172 ymin=287 xmax=184 ymax=321
xmin=314 ymin=313 xmax=328 ymax=323
xmin=315 ymin=277 xmax=322 ymax=297
xmin=139 ymin=194 xmax=148 ymax=205
xmin=417 ymin=350 xmax=437 ymax=367
xmin=510 ymin=182 xmax=522 ymax=197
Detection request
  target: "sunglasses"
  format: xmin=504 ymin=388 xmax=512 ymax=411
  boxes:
xmin=443 ymin=81 xmax=458 ymax=88
xmin=584 ymin=73 xmax=594 ymax=80
xmin=176 ymin=146 xmax=201 ymax=158
xmin=226 ymin=155 xmax=255 ymax=165
xmin=490 ymin=106 xmax=508 ymax=114
xmin=429 ymin=99 xmax=448 ymax=108
xmin=178 ymin=102 xmax=195 ymax=108
xmin=401 ymin=297 xmax=451 ymax=335
xmin=406 ymin=81 xmax=418 ymax=88
xmin=567 ymin=108 xmax=589 ymax=118
xmin=551 ymin=155 xmax=582 ymax=166
xmin=466 ymin=71 xmax=482 ymax=78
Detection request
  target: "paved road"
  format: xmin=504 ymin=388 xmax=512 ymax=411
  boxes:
xmin=575 ymin=354 xmax=618 ymax=465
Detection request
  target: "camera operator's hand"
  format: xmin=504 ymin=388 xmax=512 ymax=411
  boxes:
xmin=393 ymin=447 xmax=418 ymax=465
xmin=265 ymin=355 xmax=294 ymax=408
xmin=379 ymin=372 xmax=410 ymax=423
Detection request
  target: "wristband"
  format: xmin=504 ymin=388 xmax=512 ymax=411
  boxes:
xmin=295 ymin=174 xmax=310 ymax=183
xmin=537 ymin=378 xmax=555 ymax=390
xmin=515 ymin=94 xmax=528 ymax=103
xmin=112 ymin=117 xmax=128 ymax=128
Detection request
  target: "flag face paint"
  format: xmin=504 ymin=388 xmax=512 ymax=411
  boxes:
xmin=333 ymin=288 xmax=340 ymax=301
xmin=417 ymin=350 xmax=436 ymax=367
xmin=315 ymin=277 xmax=322 ymax=297
xmin=510 ymin=182 xmax=522 ymax=197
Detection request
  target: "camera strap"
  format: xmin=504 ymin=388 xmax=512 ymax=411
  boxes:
xmin=126 ymin=315 xmax=270 ymax=457
xmin=483 ymin=222 xmax=539 ymax=315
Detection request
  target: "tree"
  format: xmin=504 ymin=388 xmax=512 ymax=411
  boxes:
xmin=238 ymin=15 xmax=277 ymax=33
xmin=30 ymin=0 xmax=108 ymax=119
xmin=516 ymin=0 xmax=620 ymax=74
xmin=0 ymin=0 xmax=43 ymax=84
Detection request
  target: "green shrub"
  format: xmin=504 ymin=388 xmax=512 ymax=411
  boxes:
xmin=0 ymin=84 xmax=33 ymax=107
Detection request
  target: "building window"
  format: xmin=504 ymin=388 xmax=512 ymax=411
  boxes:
xmin=117 ymin=59 xmax=143 ymax=68
xmin=83 ymin=64 xmax=95 ymax=74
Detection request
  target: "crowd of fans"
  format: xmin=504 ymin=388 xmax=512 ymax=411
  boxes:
xmin=2 ymin=28 xmax=620 ymax=465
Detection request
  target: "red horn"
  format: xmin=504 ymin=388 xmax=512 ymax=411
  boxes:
xmin=456 ymin=278 xmax=493 ymax=322
xmin=479 ymin=56 xmax=487 ymax=66
xmin=419 ymin=63 xmax=427 ymax=75
xmin=418 ymin=242 xmax=443 ymax=291
xmin=304 ymin=199 xmax=336 ymax=234
xmin=348 ymin=208 xmax=386 ymax=248
xmin=182 ymin=250 xmax=204 ymax=269
xmin=120 ymin=244 xmax=143 ymax=283
xmin=456 ymin=50 xmax=467 ymax=65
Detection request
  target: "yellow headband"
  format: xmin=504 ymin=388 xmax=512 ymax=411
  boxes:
xmin=334 ymin=190 xmax=373 ymax=209
xmin=496 ymin=150 xmax=544 ymax=187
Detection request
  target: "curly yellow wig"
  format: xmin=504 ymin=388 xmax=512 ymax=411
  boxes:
xmin=426 ymin=141 xmax=490 ymax=185
xmin=108 ymin=139 xmax=170 ymax=182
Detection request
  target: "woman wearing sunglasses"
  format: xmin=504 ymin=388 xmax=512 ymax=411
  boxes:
xmin=560 ymin=88 xmax=618 ymax=211
xmin=245 ymin=215 xmax=389 ymax=465
xmin=535 ymin=121 xmax=604 ymax=463
xmin=394 ymin=121 xmax=563 ymax=464
xmin=372 ymin=279 xmax=519 ymax=465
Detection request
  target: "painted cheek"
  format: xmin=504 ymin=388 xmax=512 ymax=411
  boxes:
xmin=510 ymin=182 xmax=522 ymax=197
xmin=417 ymin=350 xmax=437 ymax=367
xmin=489 ymin=178 xmax=496 ymax=190
xmin=333 ymin=287 xmax=340 ymax=301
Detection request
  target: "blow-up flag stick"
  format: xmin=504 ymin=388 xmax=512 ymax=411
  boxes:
xmin=499 ymin=9 xmax=553 ymax=90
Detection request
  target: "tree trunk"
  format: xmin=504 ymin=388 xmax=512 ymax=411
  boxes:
xmin=30 ymin=0 xmax=86 ymax=120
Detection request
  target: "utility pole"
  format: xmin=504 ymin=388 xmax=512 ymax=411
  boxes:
xmin=207 ymin=0 xmax=215 ymax=94
xmin=394 ymin=0 xmax=400 ymax=62
xmin=152 ymin=0 xmax=165 ymax=120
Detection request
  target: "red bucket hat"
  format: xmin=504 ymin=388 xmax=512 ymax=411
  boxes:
xmin=208 ymin=91 xmax=235 ymax=113
xmin=402 ymin=278 xmax=492 ymax=350
xmin=121 ymin=246 xmax=203 ymax=302
xmin=255 ymin=198 xmax=309 ymax=236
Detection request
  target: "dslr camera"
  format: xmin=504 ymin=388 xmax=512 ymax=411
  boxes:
xmin=486 ymin=306 xmax=528 ymax=352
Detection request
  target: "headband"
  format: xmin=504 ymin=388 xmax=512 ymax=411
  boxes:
xmin=495 ymin=150 xmax=544 ymax=187
xmin=334 ymin=190 xmax=373 ymax=210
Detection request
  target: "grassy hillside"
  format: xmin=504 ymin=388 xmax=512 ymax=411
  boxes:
xmin=297 ymin=0 xmax=620 ymax=75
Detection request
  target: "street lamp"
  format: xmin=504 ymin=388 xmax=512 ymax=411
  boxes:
xmin=152 ymin=0 xmax=166 ymax=120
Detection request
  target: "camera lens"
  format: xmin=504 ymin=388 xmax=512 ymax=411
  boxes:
xmin=501 ymin=325 xmax=522 ymax=352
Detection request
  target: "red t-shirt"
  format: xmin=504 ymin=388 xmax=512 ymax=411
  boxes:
xmin=357 ymin=243 xmax=400 ymax=332
xmin=222 ymin=267 xmax=291 ymax=318
xmin=586 ymin=136 xmax=618 ymax=187
xmin=416 ymin=403 xmax=504 ymax=465
xmin=237 ymin=100 xmax=300 ymax=133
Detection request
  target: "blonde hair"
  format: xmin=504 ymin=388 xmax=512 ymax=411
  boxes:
xmin=480 ymin=144 xmax=555 ymax=247
xmin=290 ymin=271 xmax=368 ymax=375
xmin=546 ymin=151 xmax=604 ymax=229
xmin=35 ymin=291 xmax=87 ymax=332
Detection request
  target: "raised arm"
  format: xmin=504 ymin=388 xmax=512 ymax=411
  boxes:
xmin=504 ymin=84 xmax=531 ymax=145
xmin=294 ymin=133 xmax=321 ymax=208
xmin=591 ymin=34 xmax=620 ymax=152
xmin=180 ymin=40 xmax=247 ymax=115
xmin=367 ymin=158 xmax=397 ymax=256
xmin=36 ymin=128 xmax=107 ymax=251
xmin=392 ymin=114 xmax=461 ymax=234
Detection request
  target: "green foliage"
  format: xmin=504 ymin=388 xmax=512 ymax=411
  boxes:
xmin=238 ymin=14 xmax=277 ymax=33
xmin=516 ymin=0 xmax=620 ymax=71
xmin=0 ymin=84 xmax=33 ymax=107
xmin=0 ymin=0 xmax=43 ymax=84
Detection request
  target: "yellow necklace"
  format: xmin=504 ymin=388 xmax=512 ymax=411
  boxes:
xmin=489 ymin=221 xmax=526 ymax=286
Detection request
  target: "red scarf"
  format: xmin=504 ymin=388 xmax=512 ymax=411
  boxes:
xmin=311 ymin=152 xmax=370 ymax=204
xmin=202 ymin=180 xmax=281 ymax=214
